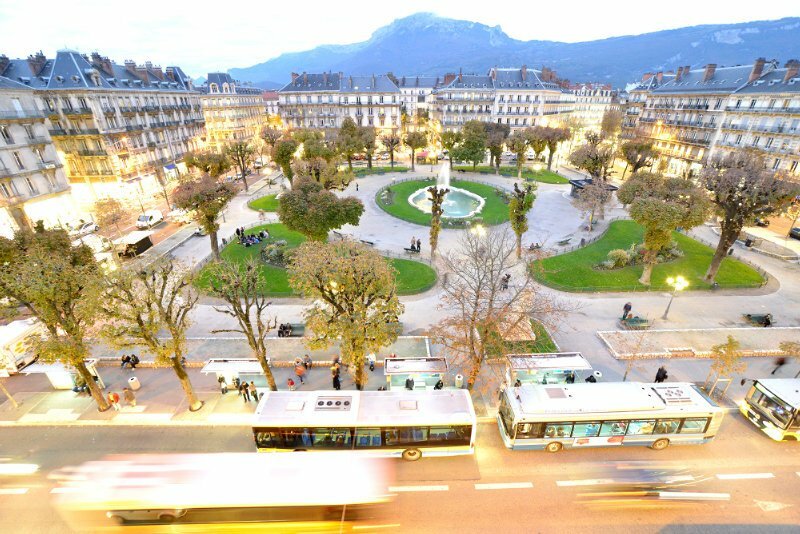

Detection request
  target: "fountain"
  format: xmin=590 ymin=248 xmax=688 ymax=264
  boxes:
xmin=408 ymin=164 xmax=485 ymax=219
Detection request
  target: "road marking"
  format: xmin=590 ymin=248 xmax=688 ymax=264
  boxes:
xmin=475 ymin=482 xmax=533 ymax=490
xmin=50 ymin=487 xmax=81 ymax=494
xmin=0 ymin=488 xmax=29 ymax=495
xmin=658 ymin=491 xmax=730 ymax=501
xmin=716 ymin=473 xmax=774 ymax=480
xmin=388 ymin=485 xmax=449 ymax=492
xmin=755 ymin=500 xmax=793 ymax=512
xmin=557 ymin=478 xmax=616 ymax=487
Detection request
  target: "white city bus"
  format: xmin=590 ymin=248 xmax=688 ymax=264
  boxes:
xmin=740 ymin=378 xmax=800 ymax=441
xmin=253 ymin=389 xmax=476 ymax=461
xmin=497 ymin=382 xmax=725 ymax=452
xmin=51 ymin=452 xmax=392 ymax=532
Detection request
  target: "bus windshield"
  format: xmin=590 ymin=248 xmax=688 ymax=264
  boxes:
xmin=746 ymin=383 xmax=796 ymax=429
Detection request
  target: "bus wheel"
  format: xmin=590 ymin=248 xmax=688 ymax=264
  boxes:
xmin=651 ymin=438 xmax=670 ymax=451
xmin=293 ymin=449 xmax=308 ymax=452
xmin=108 ymin=515 xmax=125 ymax=525
xmin=158 ymin=514 xmax=176 ymax=523
xmin=545 ymin=442 xmax=563 ymax=453
xmin=402 ymin=448 xmax=422 ymax=461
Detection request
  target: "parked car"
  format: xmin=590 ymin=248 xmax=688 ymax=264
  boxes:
xmin=790 ymin=227 xmax=800 ymax=240
xmin=68 ymin=221 xmax=99 ymax=238
xmin=135 ymin=210 xmax=164 ymax=229
xmin=753 ymin=217 xmax=770 ymax=227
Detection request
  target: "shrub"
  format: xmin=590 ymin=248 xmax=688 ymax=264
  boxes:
xmin=599 ymin=260 xmax=616 ymax=270
xmin=607 ymin=249 xmax=630 ymax=268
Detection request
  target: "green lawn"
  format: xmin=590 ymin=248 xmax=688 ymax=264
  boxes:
xmin=353 ymin=166 xmax=409 ymax=177
xmin=376 ymin=179 xmax=510 ymax=226
xmin=196 ymin=223 xmax=436 ymax=297
xmin=531 ymin=220 xmax=765 ymax=291
xmin=248 ymin=194 xmax=280 ymax=212
xmin=453 ymin=165 xmax=568 ymax=184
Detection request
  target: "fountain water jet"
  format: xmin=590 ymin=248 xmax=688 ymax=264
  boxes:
xmin=407 ymin=164 xmax=485 ymax=219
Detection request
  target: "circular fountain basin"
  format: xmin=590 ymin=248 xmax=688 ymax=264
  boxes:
xmin=408 ymin=186 xmax=485 ymax=218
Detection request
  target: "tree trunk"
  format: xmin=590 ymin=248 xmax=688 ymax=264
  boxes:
xmin=390 ymin=151 xmax=394 ymax=168
xmin=347 ymin=156 xmax=353 ymax=171
xmin=705 ymin=225 xmax=739 ymax=283
xmin=547 ymin=148 xmax=556 ymax=170
xmin=448 ymin=155 xmax=453 ymax=170
xmin=0 ymin=379 xmax=18 ymax=409
xmin=516 ymin=232 xmax=522 ymax=259
xmin=256 ymin=352 xmax=277 ymax=391
xmin=495 ymin=155 xmax=500 ymax=175
xmin=621 ymin=162 xmax=629 ymax=180
xmin=587 ymin=210 xmax=594 ymax=232
xmin=410 ymin=150 xmax=416 ymax=171
xmin=367 ymin=154 xmax=373 ymax=169
xmin=75 ymin=360 xmax=110 ymax=411
xmin=517 ymin=159 xmax=522 ymax=179
xmin=240 ymin=171 xmax=249 ymax=192
xmin=209 ymin=230 xmax=221 ymax=259
xmin=639 ymin=262 xmax=654 ymax=285
xmin=170 ymin=356 xmax=203 ymax=411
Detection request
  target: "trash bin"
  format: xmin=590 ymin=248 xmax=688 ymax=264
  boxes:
xmin=455 ymin=374 xmax=464 ymax=389
xmin=128 ymin=376 xmax=141 ymax=391
xmin=745 ymin=238 xmax=753 ymax=247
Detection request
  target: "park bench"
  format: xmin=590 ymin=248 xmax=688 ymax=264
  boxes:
xmin=360 ymin=239 xmax=375 ymax=247
xmin=744 ymin=313 xmax=773 ymax=327
xmin=278 ymin=322 xmax=306 ymax=338
xmin=620 ymin=316 xmax=651 ymax=330
xmin=528 ymin=242 xmax=542 ymax=251
xmin=404 ymin=247 xmax=420 ymax=254
xmin=557 ymin=237 xmax=572 ymax=246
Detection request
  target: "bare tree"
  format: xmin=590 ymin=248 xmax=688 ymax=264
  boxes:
xmin=207 ymin=259 xmax=279 ymax=390
xmin=430 ymin=228 xmax=571 ymax=390
xmin=572 ymin=181 xmax=611 ymax=231
xmin=101 ymin=260 xmax=203 ymax=411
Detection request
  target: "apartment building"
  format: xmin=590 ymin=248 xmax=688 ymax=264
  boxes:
xmin=199 ymin=73 xmax=266 ymax=151
xmin=0 ymin=50 xmax=205 ymax=210
xmin=433 ymin=66 xmax=575 ymax=132
xmin=571 ymin=83 xmax=615 ymax=131
xmin=0 ymin=77 xmax=74 ymax=236
xmin=397 ymin=75 xmax=440 ymax=117
xmin=622 ymin=71 xmax=675 ymax=138
xmin=262 ymin=90 xmax=279 ymax=118
xmin=278 ymin=72 xmax=401 ymax=133
xmin=712 ymin=60 xmax=800 ymax=175
xmin=632 ymin=59 xmax=800 ymax=177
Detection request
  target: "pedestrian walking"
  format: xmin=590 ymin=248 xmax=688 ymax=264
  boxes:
xmin=108 ymin=391 xmax=120 ymax=411
xmin=771 ymin=357 xmax=787 ymax=375
xmin=355 ymin=182 xmax=359 ymax=192
xmin=623 ymin=302 xmax=632 ymax=320
xmin=218 ymin=376 xmax=228 ymax=394
xmin=303 ymin=354 xmax=312 ymax=369
xmin=332 ymin=372 xmax=341 ymax=390
xmin=410 ymin=236 xmax=417 ymax=251
xmin=416 ymin=238 xmax=422 ymax=253
xmin=287 ymin=378 xmax=296 ymax=391
xmin=654 ymin=366 xmax=668 ymax=383
xmin=130 ymin=354 xmax=139 ymax=369
xmin=295 ymin=363 xmax=306 ymax=384
xmin=120 ymin=354 xmax=131 ymax=369
xmin=250 ymin=381 xmax=259 ymax=402
xmin=241 ymin=382 xmax=251 ymax=403
xmin=123 ymin=387 xmax=136 ymax=407
xmin=405 ymin=376 xmax=415 ymax=390
xmin=367 ymin=352 xmax=376 ymax=372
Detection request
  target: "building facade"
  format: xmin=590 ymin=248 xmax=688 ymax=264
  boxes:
xmin=0 ymin=50 xmax=205 ymax=211
xmin=432 ymin=66 xmax=575 ymax=132
xmin=397 ymin=75 xmax=440 ymax=117
xmin=631 ymin=59 xmax=800 ymax=177
xmin=199 ymin=73 xmax=266 ymax=151
xmin=0 ymin=77 xmax=74 ymax=235
xmin=278 ymin=72 xmax=401 ymax=133
xmin=570 ymin=83 xmax=615 ymax=131
xmin=262 ymin=90 xmax=279 ymax=119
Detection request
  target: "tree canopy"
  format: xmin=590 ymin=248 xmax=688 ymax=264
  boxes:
xmin=272 ymin=139 xmax=299 ymax=182
xmin=451 ymin=120 xmax=487 ymax=169
xmin=620 ymin=138 xmax=657 ymax=178
xmin=184 ymin=151 xmax=231 ymax=178
xmin=225 ymin=141 xmax=255 ymax=191
xmin=485 ymin=123 xmax=510 ymax=173
xmin=337 ymin=117 xmax=364 ymax=170
xmin=380 ymin=133 xmax=401 ymax=167
xmin=277 ymin=177 xmax=364 ymax=240
xmin=440 ymin=130 xmax=462 ymax=169
xmin=509 ymin=182 xmax=536 ymax=258
xmin=173 ymin=175 xmax=235 ymax=259
xmin=404 ymin=131 xmax=428 ymax=170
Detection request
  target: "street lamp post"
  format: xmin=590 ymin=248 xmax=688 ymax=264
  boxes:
xmin=662 ymin=275 xmax=688 ymax=320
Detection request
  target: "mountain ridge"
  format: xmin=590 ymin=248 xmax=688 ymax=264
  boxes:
xmin=228 ymin=13 xmax=800 ymax=89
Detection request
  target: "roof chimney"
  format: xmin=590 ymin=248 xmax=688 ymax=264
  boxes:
xmin=443 ymin=73 xmax=455 ymax=85
xmin=521 ymin=64 xmax=527 ymax=81
xmin=783 ymin=59 xmax=799 ymax=83
xmin=323 ymin=72 xmax=328 ymax=84
xmin=124 ymin=60 xmax=137 ymax=73
xmin=165 ymin=67 xmax=175 ymax=81
xmin=749 ymin=58 xmax=766 ymax=82
xmin=675 ymin=67 xmax=683 ymax=81
xmin=151 ymin=65 xmax=164 ymax=80
xmin=656 ymin=72 xmax=664 ymax=83
xmin=458 ymin=67 xmax=462 ymax=82
xmin=703 ymin=64 xmax=717 ymax=82
xmin=372 ymin=73 xmax=376 ymax=87
xmin=0 ymin=54 xmax=9 ymax=75
xmin=683 ymin=65 xmax=691 ymax=76
xmin=303 ymin=72 xmax=307 ymax=85
xmin=27 ymin=51 xmax=47 ymax=76
xmin=135 ymin=63 xmax=148 ymax=80
xmin=290 ymin=72 xmax=299 ymax=83
xmin=642 ymin=72 xmax=653 ymax=82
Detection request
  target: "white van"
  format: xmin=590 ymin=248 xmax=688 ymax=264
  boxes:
xmin=135 ymin=210 xmax=163 ymax=229
xmin=0 ymin=318 xmax=43 ymax=375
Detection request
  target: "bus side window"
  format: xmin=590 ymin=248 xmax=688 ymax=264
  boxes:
xmin=626 ymin=420 xmax=655 ymax=435
xmin=679 ymin=418 xmax=708 ymax=434
xmin=543 ymin=423 xmax=572 ymax=438
xmin=255 ymin=429 xmax=281 ymax=448
xmin=313 ymin=428 xmax=353 ymax=448
xmin=355 ymin=428 xmax=382 ymax=447
xmin=599 ymin=421 xmax=628 ymax=436
xmin=654 ymin=419 xmax=680 ymax=434
xmin=517 ymin=423 xmax=543 ymax=438
xmin=573 ymin=422 xmax=601 ymax=437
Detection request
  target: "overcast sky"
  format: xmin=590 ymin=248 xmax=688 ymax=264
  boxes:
xmin=1 ymin=0 xmax=797 ymax=77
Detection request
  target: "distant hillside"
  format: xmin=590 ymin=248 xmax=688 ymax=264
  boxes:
xmin=228 ymin=12 xmax=800 ymax=89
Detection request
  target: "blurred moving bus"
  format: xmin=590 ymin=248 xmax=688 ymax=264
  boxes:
xmin=253 ymin=389 xmax=476 ymax=461
xmin=50 ymin=453 xmax=392 ymax=532
xmin=498 ymin=382 xmax=724 ymax=452
xmin=740 ymin=378 xmax=800 ymax=441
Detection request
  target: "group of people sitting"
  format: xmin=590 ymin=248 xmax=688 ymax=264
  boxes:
xmin=277 ymin=323 xmax=294 ymax=337
xmin=236 ymin=227 xmax=270 ymax=247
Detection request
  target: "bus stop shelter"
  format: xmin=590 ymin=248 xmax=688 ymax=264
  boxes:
xmin=22 ymin=358 xmax=103 ymax=390
xmin=505 ymin=352 xmax=593 ymax=386
xmin=384 ymin=357 xmax=447 ymax=390
xmin=201 ymin=358 xmax=270 ymax=392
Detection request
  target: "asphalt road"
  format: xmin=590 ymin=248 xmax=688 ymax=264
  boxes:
xmin=0 ymin=414 xmax=798 ymax=533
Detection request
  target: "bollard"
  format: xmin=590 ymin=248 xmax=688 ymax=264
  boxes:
xmin=455 ymin=374 xmax=464 ymax=389
xmin=128 ymin=376 xmax=141 ymax=391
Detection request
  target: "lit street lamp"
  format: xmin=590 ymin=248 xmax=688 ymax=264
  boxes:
xmin=662 ymin=275 xmax=688 ymax=320
xmin=470 ymin=224 xmax=486 ymax=237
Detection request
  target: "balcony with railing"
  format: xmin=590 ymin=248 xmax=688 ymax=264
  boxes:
xmin=37 ymin=161 xmax=61 ymax=170
xmin=0 ymin=109 xmax=46 ymax=121
xmin=64 ymin=107 xmax=93 ymax=116
xmin=725 ymin=106 xmax=800 ymax=114
xmin=48 ymin=128 xmax=100 ymax=137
